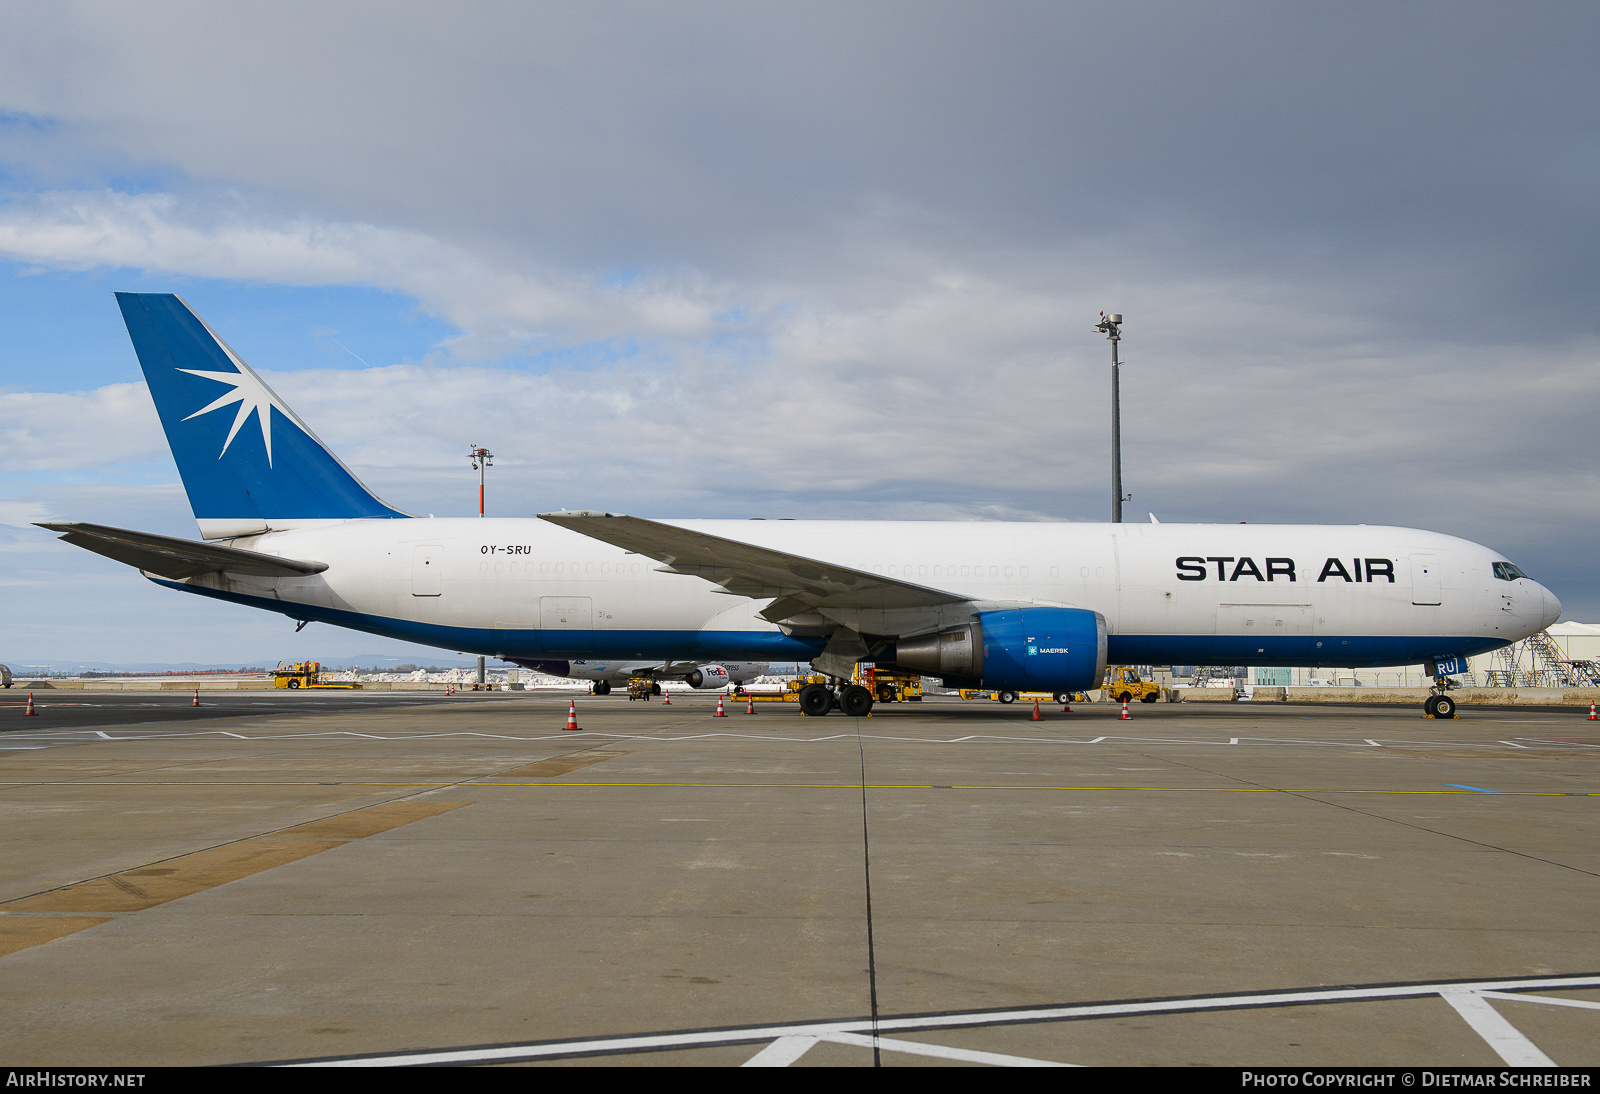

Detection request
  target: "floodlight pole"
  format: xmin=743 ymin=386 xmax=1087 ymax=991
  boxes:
xmin=1093 ymin=313 xmax=1125 ymax=523
xmin=469 ymin=445 xmax=494 ymax=685
xmin=469 ymin=446 xmax=494 ymax=518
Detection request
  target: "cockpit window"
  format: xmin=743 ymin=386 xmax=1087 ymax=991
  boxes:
xmin=1492 ymin=561 xmax=1528 ymax=581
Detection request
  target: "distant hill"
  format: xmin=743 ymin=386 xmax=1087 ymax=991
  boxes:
xmin=0 ymin=653 xmax=483 ymax=675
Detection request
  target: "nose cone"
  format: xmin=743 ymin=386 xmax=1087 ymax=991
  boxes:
xmin=1539 ymin=585 xmax=1562 ymax=631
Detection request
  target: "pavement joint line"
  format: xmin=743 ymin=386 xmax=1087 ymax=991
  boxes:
xmin=0 ymin=780 xmax=1591 ymax=795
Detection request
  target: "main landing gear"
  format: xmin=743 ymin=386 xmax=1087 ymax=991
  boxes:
xmin=797 ymin=681 xmax=874 ymax=717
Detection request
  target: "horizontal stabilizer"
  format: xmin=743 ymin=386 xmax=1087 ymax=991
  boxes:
xmin=36 ymin=522 xmax=328 ymax=581
xmin=537 ymin=511 xmax=964 ymax=612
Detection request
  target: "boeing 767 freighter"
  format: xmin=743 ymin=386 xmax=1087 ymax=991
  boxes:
xmin=39 ymin=294 xmax=1560 ymax=719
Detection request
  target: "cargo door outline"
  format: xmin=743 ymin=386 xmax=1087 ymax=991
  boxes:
xmin=1410 ymin=553 xmax=1442 ymax=606
xmin=412 ymin=544 xmax=443 ymax=597
xmin=540 ymin=596 xmax=593 ymax=652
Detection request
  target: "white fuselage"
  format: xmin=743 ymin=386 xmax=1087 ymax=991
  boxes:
xmin=156 ymin=518 xmax=1559 ymax=669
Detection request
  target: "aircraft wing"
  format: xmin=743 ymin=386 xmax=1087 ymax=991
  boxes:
xmin=537 ymin=511 xmax=965 ymax=617
xmin=36 ymin=522 xmax=329 ymax=581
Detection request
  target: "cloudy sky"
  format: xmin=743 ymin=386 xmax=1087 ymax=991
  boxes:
xmin=1 ymin=1 xmax=1596 ymax=665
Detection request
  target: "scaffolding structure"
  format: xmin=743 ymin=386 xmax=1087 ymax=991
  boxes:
xmin=1183 ymin=630 xmax=1600 ymax=691
xmin=1485 ymin=631 xmax=1600 ymax=688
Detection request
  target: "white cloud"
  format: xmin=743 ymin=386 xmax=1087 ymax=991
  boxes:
xmin=0 ymin=191 xmax=731 ymax=355
xmin=0 ymin=380 xmax=164 ymax=471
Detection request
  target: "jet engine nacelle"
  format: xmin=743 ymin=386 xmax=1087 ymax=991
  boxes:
xmin=892 ymin=606 xmax=1107 ymax=693
xmin=684 ymin=665 xmax=731 ymax=689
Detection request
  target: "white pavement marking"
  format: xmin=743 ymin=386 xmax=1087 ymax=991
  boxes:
xmin=1439 ymin=989 xmax=1556 ymax=1066
xmin=818 ymin=1030 xmax=1072 ymax=1067
xmin=1478 ymin=991 xmax=1600 ymax=1012
xmin=741 ymin=1036 xmax=818 ymax=1066
xmin=6 ymin=728 xmax=1589 ymax=752
xmin=281 ymin=975 xmax=1600 ymax=1068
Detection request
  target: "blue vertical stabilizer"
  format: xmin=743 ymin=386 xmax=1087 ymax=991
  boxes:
xmin=116 ymin=293 xmax=409 ymax=530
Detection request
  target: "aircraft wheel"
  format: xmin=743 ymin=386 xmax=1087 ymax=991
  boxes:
xmin=1053 ymin=692 xmax=1069 ymax=704
xmin=798 ymin=683 xmax=832 ymax=717
xmin=840 ymin=685 xmax=874 ymax=717
xmin=286 ymin=679 xmax=300 ymax=689
xmin=1433 ymin=695 xmax=1456 ymax=719
xmin=651 ymin=682 xmax=661 ymax=695
xmin=595 ymin=681 xmax=611 ymax=696
xmin=997 ymin=690 xmax=1017 ymax=704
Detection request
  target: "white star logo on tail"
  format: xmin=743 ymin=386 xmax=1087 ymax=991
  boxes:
xmin=178 ymin=365 xmax=296 ymax=466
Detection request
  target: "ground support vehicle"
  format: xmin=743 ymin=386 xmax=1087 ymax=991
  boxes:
xmin=271 ymin=661 xmax=362 ymax=690
xmin=1104 ymin=667 xmax=1161 ymax=704
xmin=857 ymin=664 xmax=922 ymax=703
xmin=960 ymin=688 xmax=1075 ymax=705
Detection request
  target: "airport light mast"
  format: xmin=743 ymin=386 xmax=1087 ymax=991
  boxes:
xmin=1093 ymin=312 xmax=1125 ymax=523
xmin=469 ymin=445 xmax=494 ymax=518
xmin=469 ymin=445 xmax=494 ymax=686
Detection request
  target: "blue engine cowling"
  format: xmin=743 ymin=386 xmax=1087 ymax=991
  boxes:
xmin=976 ymin=606 xmax=1107 ymax=693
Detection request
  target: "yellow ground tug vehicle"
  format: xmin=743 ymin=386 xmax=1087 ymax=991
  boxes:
xmin=855 ymin=663 xmax=922 ymax=703
xmin=784 ymin=673 xmax=826 ymax=702
xmin=271 ymin=661 xmax=362 ymax=690
xmin=1104 ymin=667 xmax=1161 ymax=704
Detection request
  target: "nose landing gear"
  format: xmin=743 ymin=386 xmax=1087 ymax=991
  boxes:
xmin=1424 ymin=693 xmax=1457 ymax=719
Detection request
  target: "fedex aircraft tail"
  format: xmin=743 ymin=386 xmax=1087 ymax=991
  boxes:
xmin=116 ymin=293 xmax=409 ymax=539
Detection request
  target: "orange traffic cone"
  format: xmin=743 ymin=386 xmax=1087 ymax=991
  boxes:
xmin=1031 ymin=699 xmax=1041 ymax=721
xmin=1062 ymin=697 xmax=1071 ymax=713
xmin=564 ymin=698 xmax=580 ymax=731
xmin=714 ymin=695 xmax=727 ymax=717
xmin=192 ymin=688 xmax=200 ymax=707
xmin=745 ymin=695 xmax=756 ymax=715
xmin=662 ymin=690 xmax=670 ymax=705
xmin=1120 ymin=699 xmax=1131 ymax=720
xmin=1590 ymin=702 xmax=1597 ymax=721
xmin=23 ymin=692 xmax=37 ymax=716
